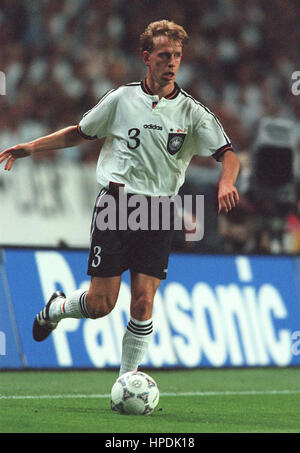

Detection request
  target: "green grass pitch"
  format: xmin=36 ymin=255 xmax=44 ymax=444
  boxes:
xmin=1 ymin=367 xmax=300 ymax=433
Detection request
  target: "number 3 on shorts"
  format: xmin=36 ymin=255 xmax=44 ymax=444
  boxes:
xmin=91 ymin=246 xmax=102 ymax=267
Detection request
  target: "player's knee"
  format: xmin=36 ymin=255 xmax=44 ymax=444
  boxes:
xmin=131 ymin=294 xmax=154 ymax=321
xmin=86 ymin=292 xmax=116 ymax=319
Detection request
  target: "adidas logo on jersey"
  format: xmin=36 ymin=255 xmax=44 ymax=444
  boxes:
xmin=143 ymin=124 xmax=163 ymax=130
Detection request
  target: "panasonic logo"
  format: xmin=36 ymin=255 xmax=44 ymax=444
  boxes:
xmin=143 ymin=124 xmax=163 ymax=130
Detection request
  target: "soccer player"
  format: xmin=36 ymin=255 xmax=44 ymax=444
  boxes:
xmin=0 ymin=20 xmax=240 ymax=375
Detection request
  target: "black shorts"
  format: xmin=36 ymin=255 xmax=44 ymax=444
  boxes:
xmin=87 ymin=186 xmax=175 ymax=280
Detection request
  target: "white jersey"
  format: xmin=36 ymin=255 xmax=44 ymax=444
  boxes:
xmin=78 ymin=80 xmax=233 ymax=196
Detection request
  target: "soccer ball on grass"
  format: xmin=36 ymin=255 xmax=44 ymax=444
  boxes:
xmin=111 ymin=371 xmax=159 ymax=415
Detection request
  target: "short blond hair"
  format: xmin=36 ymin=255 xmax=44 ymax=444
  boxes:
xmin=140 ymin=20 xmax=189 ymax=53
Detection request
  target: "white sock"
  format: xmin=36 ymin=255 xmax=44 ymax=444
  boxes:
xmin=119 ymin=317 xmax=153 ymax=376
xmin=49 ymin=289 xmax=90 ymax=322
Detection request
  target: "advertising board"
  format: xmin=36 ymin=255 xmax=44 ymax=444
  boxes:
xmin=1 ymin=248 xmax=300 ymax=368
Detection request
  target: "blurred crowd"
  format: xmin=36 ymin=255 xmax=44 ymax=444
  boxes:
xmin=0 ymin=0 xmax=300 ymax=253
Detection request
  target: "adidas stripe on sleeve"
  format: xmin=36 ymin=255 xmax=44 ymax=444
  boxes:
xmin=180 ymin=89 xmax=233 ymax=161
xmin=78 ymin=88 xmax=117 ymax=140
xmin=192 ymin=107 xmax=233 ymax=161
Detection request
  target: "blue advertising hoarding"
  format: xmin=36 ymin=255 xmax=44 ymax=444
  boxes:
xmin=1 ymin=247 xmax=300 ymax=369
xmin=0 ymin=250 xmax=25 ymax=368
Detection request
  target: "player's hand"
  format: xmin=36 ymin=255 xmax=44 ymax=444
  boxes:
xmin=218 ymin=180 xmax=239 ymax=214
xmin=0 ymin=144 xmax=33 ymax=171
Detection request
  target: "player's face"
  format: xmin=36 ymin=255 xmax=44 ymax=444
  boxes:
xmin=143 ymin=36 xmax=183 ymax=86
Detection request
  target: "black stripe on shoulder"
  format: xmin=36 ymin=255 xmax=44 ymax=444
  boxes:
xmin=180 ymin=88 xmax=202 ymax=105
xmin=180 ymin=89 xmax=230 ymax=145
xmin=82 ymin=88 xmax=116 ymax=118
xmin=82 ymin=83 xmax=140 ymax=118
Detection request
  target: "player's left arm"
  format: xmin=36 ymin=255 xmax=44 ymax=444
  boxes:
xmin=217 ymin=150 xmax=240 ymax=214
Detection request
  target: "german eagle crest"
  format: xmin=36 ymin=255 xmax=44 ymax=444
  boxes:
xmin=167 ymin=131 xmax=187 ymax=155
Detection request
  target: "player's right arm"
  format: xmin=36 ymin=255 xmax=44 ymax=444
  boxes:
xmin=0 ymin=125 xmax=86 ymax=171
xmin=1 ymin=88 xmax=118 ymax=171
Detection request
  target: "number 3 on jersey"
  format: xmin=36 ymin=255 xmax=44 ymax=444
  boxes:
xmin=91 ymin=245 xmax=102 ymax=267
xmin=127 ymin=128 xmax=140 ymax=150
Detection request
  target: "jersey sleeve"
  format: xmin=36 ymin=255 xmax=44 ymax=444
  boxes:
xmin=78 ymin=89 xmax=117 ymax=140
xmin=193 ymin=109 xmax=233 ymax=161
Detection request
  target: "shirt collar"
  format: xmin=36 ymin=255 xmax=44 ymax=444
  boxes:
xmin=141 ymin=79 xmax=180 ymax=100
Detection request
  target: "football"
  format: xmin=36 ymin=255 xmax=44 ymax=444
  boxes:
xmin=110 ymin=371 xmax=160 ymax=415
